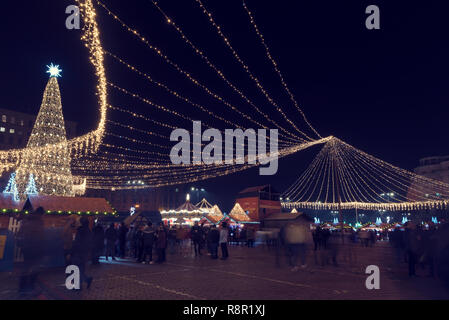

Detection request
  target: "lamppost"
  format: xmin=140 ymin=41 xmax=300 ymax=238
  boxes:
xmin=380 ymin=192 xmax=394 ymax=223
xmin=190 ymin=187 xmax=206 ymax=203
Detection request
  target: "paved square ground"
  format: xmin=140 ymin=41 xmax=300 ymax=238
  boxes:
xmin=1 ymin=242 xmax=448 ymax=300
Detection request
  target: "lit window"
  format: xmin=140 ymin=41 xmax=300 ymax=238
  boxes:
xmin=9 ymin=129 xmax=14 ymax=134
xmin=1 ymin=115 xmax=6 ymax=123
xmin=0 ymin=127 xmax=5 ymax=132
xmin=20 ymin=120 xmax=24 ymax=126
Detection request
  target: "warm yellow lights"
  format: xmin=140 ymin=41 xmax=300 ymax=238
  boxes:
xmin=282 ymin=137 xmax=449 ymax=211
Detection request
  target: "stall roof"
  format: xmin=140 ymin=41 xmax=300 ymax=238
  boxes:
xmin=239 ymin=185 xmax=269 ymax=194
xmin=264 ymin=212 xmax=312 ymax=221
xmin=0 ymin=194 xmax=25 ymax=211
xmin=24 ymin=195 xmax=115 ymax=214
xmin=229 ymin=203 xmax=251 ymax=222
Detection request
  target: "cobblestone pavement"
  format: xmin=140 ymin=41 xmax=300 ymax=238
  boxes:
xmin=1 ymin=242 xmax=448 ymax=300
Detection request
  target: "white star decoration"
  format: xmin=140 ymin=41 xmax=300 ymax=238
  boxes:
xmin=46 ymin=63 xmax=62 ymax=78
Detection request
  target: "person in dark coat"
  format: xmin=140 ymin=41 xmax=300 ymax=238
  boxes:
xmin=207 ymin=225 xmax=220 ymax=259
xmin=312 ymin=226 xmax=322 ymax=251
xmin=156 ymin=224 xmax=167 ymax=263
xmin=17 ymin=207 xmax=46 ymax=295
xmin=71 ymin=217 xmax=93 ymax=290
xmin=92 ymin=223 xmax=105 ymax=265
xmin=404 ymin=223 xmax=422 ymax=277
xmin=142 ymin=222 xmax=155 ymax=264
xmin=219 ymin=222 xmax=229 ymax=260
xmin=118 ymin=222 xmax=128 ymax=259
xmin=135 ymin=225 xmax=145 ymax=263
xmin=105 ymin=223 xmax=117 ymax=261
xmin=191 ymin=221 xmax=203 ymax=256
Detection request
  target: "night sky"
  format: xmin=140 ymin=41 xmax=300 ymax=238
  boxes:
xmin=1 ymin=0 xmax=449 ymax=211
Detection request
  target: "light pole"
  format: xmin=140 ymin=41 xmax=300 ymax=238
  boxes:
xmin=191 ymin=187 xmax=206 ymax=203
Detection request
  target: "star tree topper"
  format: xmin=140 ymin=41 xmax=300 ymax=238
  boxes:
xmin=46 ymin=63 xmax=62 ymax=78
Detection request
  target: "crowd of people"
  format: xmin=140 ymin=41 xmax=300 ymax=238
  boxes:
xmin=389 ymin=222 xmax=449 ymax=282
xmin=14 ymin=208 xmax=449 ymax=295
xmin=279 ymin=219 xmax=449 ymax=287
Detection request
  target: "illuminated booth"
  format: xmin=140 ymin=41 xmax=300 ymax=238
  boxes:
xmin=196 ymin=198 xmax=214 ymax=214
xmin=221 ymin=203 xmax=259 ymax=228
xmin=199 ymin=204 xmax=224 ymax=226
xmin=160 ymin=194 xmax=204 ymax=226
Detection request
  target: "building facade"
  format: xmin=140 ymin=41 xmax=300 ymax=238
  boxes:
xmin=235 ymin=185 xmax=281 ymax=222
xmin=0 ymin=107 xmax=77 ymax=150
xmin=86 ymin=186 xmax=190 ymax=213
xmin=414 ymin=156 xmax=449 ymax=184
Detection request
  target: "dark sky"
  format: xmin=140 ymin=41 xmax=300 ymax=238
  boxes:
xmin=1 ymin=0 xmax=449 ymax=211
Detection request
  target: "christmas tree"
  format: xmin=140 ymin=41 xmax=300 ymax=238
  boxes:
xmin=16 ymin=64 xmax=74 ymax=197
xmin=25 ymin=173 xmax=38 ymax=196
xmin=3 ymin=172 xmax=19 ymax=201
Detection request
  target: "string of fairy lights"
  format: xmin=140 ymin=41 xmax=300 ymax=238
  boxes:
xmin=192 ymin=0 xmax=317 ymax=141
xmin=0 ymin=0 xmax=107 ymax=174
xmin=282 ymin=137 xmax=449 ymax=211
xmin=73 ymin=138 xmax=329 ymax=189
xmin=96 ymin=0 xmax=306 ymax=143
xmin=69 ymin=0 xmax=326 ymax=189
xmin=2 ymin=0 xmax=448 ymax=214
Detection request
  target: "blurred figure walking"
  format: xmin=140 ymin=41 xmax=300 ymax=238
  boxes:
xmin=219 ymin=222 xmax=229 ymax=260
xmin=17 ymin=207 xmax=46 ymax=296
xmin=156 ymin=224 xmax=167 ymax=263
xmin=105 ymin=223 xmax=117 ymax=261
xmin=282 ymin=219 xmax=312 ymax=271
xmin=71 ymin=217 xmax=93 ymax=290
xmin=142 ymin=222 xmax=155 ymax=264
xmin=92 ymin=222 xmax=104 ymax=265
xmin=207 ymin=225 xmax=220 ymax=259
xmin=118 ymin=222 xmax=128 ymax=259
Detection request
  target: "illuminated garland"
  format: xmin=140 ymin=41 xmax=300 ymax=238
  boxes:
xmin=282 ymin=137 xmax=449 ymax=211
xmin=193 ymin=0 xmax=316 ymax=141
xmin=0 ymin=0 xmax=107 ymax=171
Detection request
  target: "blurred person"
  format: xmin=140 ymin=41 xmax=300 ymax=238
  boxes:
xmin=207 ymin=224 xmax=220 ymax=259
xmin=327 ymin=230 xmax=341 ymax=266
xmin=142 ymin=222 xmax=155 ymax=264
xmin=118 ymin=222 xmax=128 ymax=259
xmin=62 ymin=217 xmax=76 ymax=266
xmin=322 ymin=228 xmax=330 ymax=249
xmin=247 ymin=227 xmax=255 ymax=248
xmin=404 ymin=222 xmax=422 ymax=277
xmin=191 ymin=221 xmax=203 ymax=256
xmin=312 ymin=226 xmax=322 ymax=251
xmin=219 ymin=222 xmax=229 ymax=260
xmin=17 ymin=207 xmax=46 ymax=296
xmin=240 ymin=227 xmax=247 ymax=247
xmin=168 ymin=226 xmax=177 ymax=254
xmin=105 ymin=223 xmax=117 ymax=261
xmin=91 ymin=222 xmax=104 ymax=265
xmin=126 ymin=225 xmax=135 ymax=258
xmin=135 ymin=225 xmax=145 ymax=263
xmin=421 ymin=226 xmax=437 ymax=277
xmin=359 ymin=229 xmax=370 ymax=247
xmin=390 ymin=227 xmax=405 ymax=264
xmin=282 ymin=219 xmax=311 ymax=271
xmin=71 ymin=216 xmax=93 ymax=290
xmin=156 ymin=224 xmax=167 ymax=263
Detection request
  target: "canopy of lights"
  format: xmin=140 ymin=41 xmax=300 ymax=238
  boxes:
xmin=282 ymin=137 xmax=449 ymax=211
xmin=1 ymin=0 xmax=448 ymax=212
